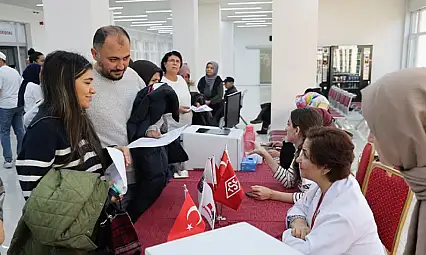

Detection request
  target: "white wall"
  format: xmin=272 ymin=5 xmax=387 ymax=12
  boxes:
xmin=0 ymin=3 xmax=46 ymax=54
xmin=233 ymin=0 xmax=406 ymax=86
xmin=198 ymin=3 xmax=222 ymax=81
xmin=234 ymin=27 xmax=271 ymax=85
xmin=221 ymin=21 xmax=235 ymax=79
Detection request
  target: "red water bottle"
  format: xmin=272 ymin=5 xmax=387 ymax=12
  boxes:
xmin=244 ymin=125 xmax=256 ymax=152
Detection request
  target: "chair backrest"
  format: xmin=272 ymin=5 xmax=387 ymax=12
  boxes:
xmin=363 ymin=162 xmax=413 ymax=254
xmin=356 ymin=142 xmax=375 ymax=191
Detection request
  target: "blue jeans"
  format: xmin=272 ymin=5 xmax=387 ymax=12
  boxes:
xmin=0 ymin=107 xmax=25 ymax=162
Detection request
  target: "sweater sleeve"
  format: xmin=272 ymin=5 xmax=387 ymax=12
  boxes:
xmin=273 ymin=161 xmax=297 ymax=189
xmin=210 ymin=78 xmax=224 ymax=105
xmin=15 ymin=119 xmax=59 ymax=199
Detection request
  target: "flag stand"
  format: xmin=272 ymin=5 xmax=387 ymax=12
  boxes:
xmin=215 ymin=203 xmax=227 ymax=221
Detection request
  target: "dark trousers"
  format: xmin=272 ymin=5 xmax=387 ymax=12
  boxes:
xmin=256 ymin=103 xmax=271 ymax=130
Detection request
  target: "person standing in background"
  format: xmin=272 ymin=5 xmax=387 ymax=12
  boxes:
xmin=87 ymin=26 xmax=145 ymax=210
xmin=161 ymin=51 xmax=192 ymax=178
xmin=178 ymin=63 xmax=198 ymax=92
xmin=197 ymin=61 xmax=223 ymax=123
xmin=27 ymin=48 xmax=45 ymax=66
xmin=0 ymin=51 xmax=25 ymax=169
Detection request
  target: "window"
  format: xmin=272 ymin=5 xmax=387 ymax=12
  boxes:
xmin=407 ymin=8 xmax=426 ymax=67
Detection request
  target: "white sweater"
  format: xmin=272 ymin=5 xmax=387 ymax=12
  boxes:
xmin=87 ymin=67 xmax=145 ymax=184
xmin=162 ymin=75 xmax=192 ymax=130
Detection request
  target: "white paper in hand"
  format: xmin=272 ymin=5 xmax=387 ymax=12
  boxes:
xmin=190 ymin=105 xmax=213 ymax=113
xmin=128 ymin=125 xmax=187 ymax=148
xmin=105 ymin=147 xmax=128 ymax=195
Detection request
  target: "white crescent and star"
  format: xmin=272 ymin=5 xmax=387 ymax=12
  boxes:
xmin=187 ymin=206 xmax=203 ymax=226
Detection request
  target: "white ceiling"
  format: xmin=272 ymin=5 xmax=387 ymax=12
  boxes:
xmin=0 ymin=0 xmax=272 ymax=34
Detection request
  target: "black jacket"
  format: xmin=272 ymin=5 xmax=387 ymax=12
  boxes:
xmin=126 ymin=83 xmax=179 ymax=222
xmin=127 ymin=83 xmax=179 ymax=141
xmin=224 ymin=86 xmax=238 ymax=97
xmin=197 ymin=76 xmax=223 ymax=105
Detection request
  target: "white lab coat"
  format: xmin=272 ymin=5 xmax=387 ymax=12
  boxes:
xmin=283 ymin=175 xmax=385 ymax=255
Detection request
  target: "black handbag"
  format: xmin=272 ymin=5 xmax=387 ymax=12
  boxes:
xmin=167 ymin=139 xmax=189 ymax=164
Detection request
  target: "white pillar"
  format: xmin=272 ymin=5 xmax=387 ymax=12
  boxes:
xmin=198 ymin=3 xmax=222 ymax=80
xmin=271 ymin=0 xmax=319 ymax=129
xmin=221 ymin=21 xmax=235 ymax=79
xmin=171 ymin=0 xmax=199 ymax=79
xmin=42 ymin=0 xmax=110 ymax=59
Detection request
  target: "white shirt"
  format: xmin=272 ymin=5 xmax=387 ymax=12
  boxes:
xmin=0 ymin=65 xmax=22 ymax=109
xmin=162 ymin=75 xmax=192 ymax=130
xmin=24 ymin=82 xmax=42 ymax=113
xmin=283 ymin=175 xmax=385 ymax=255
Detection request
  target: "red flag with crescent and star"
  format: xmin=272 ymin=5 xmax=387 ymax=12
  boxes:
xmin=167 ymin=192 xmax=206 ymax=241
xmin=214 ymin=149 xmax=244 ymax=211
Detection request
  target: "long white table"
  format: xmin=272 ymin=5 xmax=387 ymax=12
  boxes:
xmin=145 ymin=222 xmax=304 ymax=255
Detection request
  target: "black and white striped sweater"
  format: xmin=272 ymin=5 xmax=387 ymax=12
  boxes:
xmin=16 ymin=112 xmax=105 ymax=199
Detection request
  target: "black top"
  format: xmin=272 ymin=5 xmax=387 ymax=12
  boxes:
xmin=197 ymin=76 xmax=223 ymax=105
xmin=224 ymin=85 xmax=238 ymax=97
xmin=16 ymin=107 xmax=107 ymax=199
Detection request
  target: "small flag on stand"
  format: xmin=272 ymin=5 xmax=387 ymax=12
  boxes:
xmin=214 ymin=148 xmax=244 ymax=211
xmin=167 ymin=185 xmax=206 ymax=241
xmin=198 ymin=181 xmax=216 ymax=230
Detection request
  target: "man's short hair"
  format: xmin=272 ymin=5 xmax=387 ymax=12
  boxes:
xmin=93 ymin=26 xmax=131 ymax=50
xmin=224 ymin=77 xmax=234 ymax=83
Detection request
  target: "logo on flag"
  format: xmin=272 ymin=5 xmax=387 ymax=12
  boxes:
xmin=225 ymin=175 xmax=241 ymax=199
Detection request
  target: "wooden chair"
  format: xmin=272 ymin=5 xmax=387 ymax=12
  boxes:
xmin=363 ymin=162 xmax=414 ymax=254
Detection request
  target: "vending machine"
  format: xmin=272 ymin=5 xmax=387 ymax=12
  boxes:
xmin=327 ymin=45 xmax=373 ymax=102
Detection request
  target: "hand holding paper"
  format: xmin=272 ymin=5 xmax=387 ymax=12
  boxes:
xmin=105 ymin=147 xmax=128 ymax=195
xmin=190 ymin=105 xmax=213 ymax=113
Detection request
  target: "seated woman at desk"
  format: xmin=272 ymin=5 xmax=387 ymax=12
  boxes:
xmin=284 ymin=127 xmax=384 ymax=255
xmin=248 ymin=108 xmax=323 ymax=203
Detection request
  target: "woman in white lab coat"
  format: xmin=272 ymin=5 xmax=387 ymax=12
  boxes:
xmin=283 ymin=127 xmax=385 ymax=255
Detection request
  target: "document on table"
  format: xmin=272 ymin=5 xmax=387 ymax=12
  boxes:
xmin=190 ymin=105 xmax=213 ymax=112
xmin=128 ymin=125 xmax=188 ymax=149
xmin=105 ymin=147 xmax=128 ymax=195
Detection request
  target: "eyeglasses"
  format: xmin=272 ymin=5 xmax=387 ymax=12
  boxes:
xmin=168 ymin=59 xmax=181 ymax=64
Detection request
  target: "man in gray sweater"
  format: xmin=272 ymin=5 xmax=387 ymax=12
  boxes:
xmin=87 ymin=26 xmax=145 ymax=208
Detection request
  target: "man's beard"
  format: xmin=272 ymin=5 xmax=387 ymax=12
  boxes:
xmin=97 ymin=62 xmax=125 ymax=81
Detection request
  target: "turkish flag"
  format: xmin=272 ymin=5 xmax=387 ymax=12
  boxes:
xmin=216 ymin=149 xmax=230 ymax=184
xmin=167 ymin=192 xmax=206 ymax=241
xmin=214 ymin=158 xmax=244 ymax=211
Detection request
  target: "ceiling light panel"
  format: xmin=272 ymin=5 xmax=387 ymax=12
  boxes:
xmin=237 ymin=24 xmax=268 ymax=28
xmin=131 ymin=20 xmax=167 ymax=24
xmin=242 ymin=17 xmax=272 ymax=20
xmin=146 ymin=10 xmax=172 ymax=13
xmin=113 ymin=15 xmax=147 ymax=18
xmin=109 ymin=6 xmax=124 ymax=10
xmin=233 ymin=20 xmax=266 ymax=23
xmin=114 ymin=18 xmax=148 ymax=22
xmin=221 ymin=7 xmax=261 ymax=11
xmin=228 ymin=14 xmax=267 ymax=18
xmin=235 ymin=11 xmax=272 ymax=14
xmin=228 ymin=1 xmax=272 ymax=5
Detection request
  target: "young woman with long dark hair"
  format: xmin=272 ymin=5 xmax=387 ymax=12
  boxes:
xmin=11 ymin=51 xmax=129 ymax=254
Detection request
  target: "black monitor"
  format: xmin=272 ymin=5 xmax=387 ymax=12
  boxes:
xmin=224 ymin=91 xmax=241 ymax=128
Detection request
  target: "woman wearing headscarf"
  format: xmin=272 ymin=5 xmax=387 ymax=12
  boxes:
xmin=178 ymin=63 xmax=198 ymax=93
xmin=18 ymin=64 xmax=43 ymax=127
xmin=362 ymin=68 xmax=426 ymax=255
xmin=197 ymin=61 xmax=223 ymax=122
